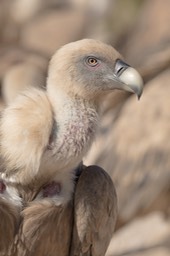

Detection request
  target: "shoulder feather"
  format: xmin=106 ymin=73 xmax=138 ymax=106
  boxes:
xmin=0 ymin=88 xmax=53 ymax=184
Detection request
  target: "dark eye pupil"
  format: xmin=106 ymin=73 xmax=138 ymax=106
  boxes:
xmin=88 ymin=58 xmax=97 ymax=65
xmin=85 ymin=57 xmax=99 ymax=67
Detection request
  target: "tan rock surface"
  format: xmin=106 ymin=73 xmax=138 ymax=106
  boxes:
xmin=20 ymin=9 xmax=86 ymax=55
xmin=0 ymin=47 xmax=48 ymax=80
xmin=106 ymin=212 xmax=170 ymax=256
xmin=123 ymin=0 xmax=170 ymax=67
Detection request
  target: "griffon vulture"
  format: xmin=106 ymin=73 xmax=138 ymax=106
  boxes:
xmin=0 ymin=39 xmax=143 ymax=255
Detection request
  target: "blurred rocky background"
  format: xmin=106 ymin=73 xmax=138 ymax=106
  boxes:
xmin=0 ymin=0 xmax=170 ymax=255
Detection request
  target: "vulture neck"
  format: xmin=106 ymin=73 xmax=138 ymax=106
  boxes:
xmin=46 ymin=84 xmax=100 ymax=167
xmin=46 ymin=82 xmax=100 ymax=116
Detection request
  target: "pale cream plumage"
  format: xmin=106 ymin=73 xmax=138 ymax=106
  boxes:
xmin=0 ymin=39 xmax=143 ymax=255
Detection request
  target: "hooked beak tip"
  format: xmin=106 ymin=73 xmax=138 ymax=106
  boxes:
xmin=118 ymin=66 xmax=144 ymax=99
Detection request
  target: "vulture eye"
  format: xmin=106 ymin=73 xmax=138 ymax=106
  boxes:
xmin=86 ymin=57 xmax=99 ymax=67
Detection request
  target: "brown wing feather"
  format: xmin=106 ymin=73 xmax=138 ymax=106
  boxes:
xmin=70 ymin=165 xmax=118 ymax=256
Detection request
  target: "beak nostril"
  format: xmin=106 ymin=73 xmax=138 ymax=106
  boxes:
xmin=115 ymin=59 xmax=130 ymax=76
xmin=116 ymin=66 xmax=125 ymax=76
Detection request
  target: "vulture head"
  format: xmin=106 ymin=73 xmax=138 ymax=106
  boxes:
xmin=47 ymin=39 xmax=143 ymax=102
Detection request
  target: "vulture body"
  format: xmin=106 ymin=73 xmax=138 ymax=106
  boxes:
xmin=11 ymin=166 xmax=117 ymax=256
xmin=0 ymin=39 xmax=143 ymax=255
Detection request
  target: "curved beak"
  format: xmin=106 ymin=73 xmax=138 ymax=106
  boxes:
xmin=114 ymin=59 xmax=144 ymax=99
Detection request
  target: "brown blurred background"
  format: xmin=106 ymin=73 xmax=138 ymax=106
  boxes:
xmin=0 ymin=0 xmax=170 ymax=255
